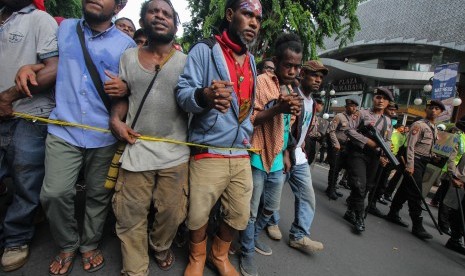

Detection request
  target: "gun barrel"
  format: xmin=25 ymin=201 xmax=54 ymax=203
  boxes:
xmin=368 ymin=125 xmax=400 ymax=167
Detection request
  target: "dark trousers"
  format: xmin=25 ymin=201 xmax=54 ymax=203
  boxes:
xmin=346 ymin=149 xmax=380 ymax=214
xmin=306 ymin=138 xmax=318 ymax=164
xmin=384 ymin=164 xmax=403 ymax=197
xmin=449 ymin=195 xmax=465 ymax=240
xmin=327 ymin=146 xmax=345 ymax=190
xmin=390 ymin=156 xmax=428 ymax=218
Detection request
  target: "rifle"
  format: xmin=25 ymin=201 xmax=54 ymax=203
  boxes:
xmin=363 ymin=124 xmax=400 ymax=167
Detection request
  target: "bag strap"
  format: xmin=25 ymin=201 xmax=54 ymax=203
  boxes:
xmin=130 ymin=48 xmax=177 ymax=129
xmin=75 ymin=22 xmax=112 ymax=113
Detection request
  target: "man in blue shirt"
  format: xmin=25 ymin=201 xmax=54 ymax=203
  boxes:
xmin=16 ymin=0 xmax=135 ymax=275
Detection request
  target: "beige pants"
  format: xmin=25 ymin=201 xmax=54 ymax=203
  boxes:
xmin=187 ymin=157 xmax=253 ymax=231
xmin=112 ymin=162 xmax=188 ymax=276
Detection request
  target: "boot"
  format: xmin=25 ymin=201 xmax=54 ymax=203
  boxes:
xmin=207 ymin=235 xmax=239 ymax=276
xmin=411 ymin=217 xmax=433 ymax=240
xmin=445 ymin=238 xmax=465 ymax=255
xmin=367 ymin=204 xmax=383 ymax=218
xmin=343 ymin=209 xmax=356 ymax=225
xmin=184 ymin=238 xmax=207 ymax=276
xmin=384 ymin=210 xmax=409 ymax=228
xmin=354 ymin=213 xmax=365 ymax=233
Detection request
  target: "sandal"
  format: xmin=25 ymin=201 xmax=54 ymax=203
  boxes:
xmin=154 ymin=249 xmax=175 ymax=271
xmin=82 ymin=249 xmax=105 ymax=273
xmin=49 ymin=252 xmax=75 ymax=276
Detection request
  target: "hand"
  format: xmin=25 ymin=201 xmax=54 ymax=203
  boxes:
xmin=15 ymin=63 xmax=45 ymax=97
xmin=0 ymin=87 xmax=16 ymax=119
xmin=283 ymin=150 xmax=291 ymax=173
xmin=452 ymin=178 xmax=464 ymax=188
xmin=104 ymin=71 xmax=129 ymax=97
xmin=379 ymin=156 xmax=389 ymax=167
xmin=110 ymin=118 xmax=140 ymax=144
xmin=365 ymin=138 xmax=377 ymax=149
xmin=204 ymin=80 xmax=234 ymax=113
xmin=276 ymin=93 xmax=302 ymax=115
xmin=405 ymin=167 xmax=414 ymax=176
xmin=334 ymin=146 xmax=341 ymax=151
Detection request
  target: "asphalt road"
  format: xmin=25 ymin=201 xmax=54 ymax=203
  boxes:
xmin=1 ymin=163 xmax=465 ymax=276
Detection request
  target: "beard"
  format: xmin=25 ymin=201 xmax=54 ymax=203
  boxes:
xmin=83 ymin=7 xmax=113 ymax=24
xmin=144 ymin=27 xmax=175 ymax=44
xmin=237 ymin=30 xmax=257 ymax=49
xmin=143 ymin=19 xmax=176 ymax=44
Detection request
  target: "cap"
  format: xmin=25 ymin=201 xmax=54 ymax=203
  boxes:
xmin=374 ymin=87 xmax=394 ymax=102
xmin=302 ymin=60 xmax=329 ymax=75
xmin=388 ymin=101 xmax=399 ymax=110
xmin=437 ymin=124 xmax=446 ymax=131
xmin=345 ymin=98 xmax=359 ymax=106
xmin=426 ymin=99 xmax=446 ymax=111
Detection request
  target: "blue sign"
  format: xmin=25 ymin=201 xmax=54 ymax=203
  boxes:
xmin=431 ymin=63 xmax=458 ymax=100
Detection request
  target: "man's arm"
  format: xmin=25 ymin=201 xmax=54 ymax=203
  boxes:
xmin=15 ymin=56 xmax=59 ymax=98
xmin=327 ymin=115 xmax=341 ymax=149
xmin=405 ymin=123 xmax=422 ymax=174
xmin=109 ymin=98 xmax=140 ymax=144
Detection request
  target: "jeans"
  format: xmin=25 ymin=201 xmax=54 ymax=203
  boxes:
xmin=0 ymin=119 xmax=47 ymax=247
xmin=269 ymin=163 xmax=316 ymax=240
xmin=240 ymin=168 xmax=285 ymax=256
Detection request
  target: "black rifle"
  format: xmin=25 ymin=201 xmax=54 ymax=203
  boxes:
xmin=363 ymin=124 xmax=400 ymax=167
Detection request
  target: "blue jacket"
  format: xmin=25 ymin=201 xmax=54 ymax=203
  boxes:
xmin=176 ymin=38 xmax=257 ymax=156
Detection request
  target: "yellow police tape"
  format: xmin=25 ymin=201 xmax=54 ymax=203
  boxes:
xmin=13 ymin=112 xmax=261 ymax=188
xmin=13 ymin=112 xmax=260 ymax=152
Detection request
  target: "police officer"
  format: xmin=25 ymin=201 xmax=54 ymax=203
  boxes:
xmin=326 ymin=98 xmax=359 ymax=200
xmin=442 ymin=115 xmax=465 ymax=255
xmin=385 ymin=99 xmax=445 ymax=240
xmin=367 ymin=101 xmax=399 ymax=216
xmin=344 ymin=87 xmax=393 ymax=233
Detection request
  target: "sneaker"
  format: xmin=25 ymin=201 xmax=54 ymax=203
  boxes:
xmin=266 ymin=225 xmax=282 ymax=240
xmin=289 ymin=236 xmax=324 ymax=253
xmin=239 ymin=254 xmax=258 ymax=276
xmin=1 ymin=245 xmax=29 ymax=272
xmin=254 ymin=239 xmax=272 ymax=256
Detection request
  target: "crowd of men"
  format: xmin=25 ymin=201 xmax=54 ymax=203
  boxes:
xmin=1 ymin=0 xmax=464 ymax=275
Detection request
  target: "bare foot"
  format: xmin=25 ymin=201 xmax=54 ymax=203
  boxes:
xmin=49 ymin=251 xmax=75 ymax=275
xmin=82 ymin=249 xmax=104 ymax=272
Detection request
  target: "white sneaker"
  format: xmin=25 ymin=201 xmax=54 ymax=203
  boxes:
xmin=1 ymin=245 xmax=29 ymax=272
xmin=289 ymin=237 xmax=324 ymax=253
xmin=266 ymin=225 xmax=282 ymax=240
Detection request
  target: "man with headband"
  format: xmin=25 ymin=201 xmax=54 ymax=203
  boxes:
xmin=176 ymin=0 xmax=262 ymax=275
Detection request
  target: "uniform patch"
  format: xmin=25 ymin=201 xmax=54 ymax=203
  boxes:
xmin=411 ymin=126 xmax=420 ymax=135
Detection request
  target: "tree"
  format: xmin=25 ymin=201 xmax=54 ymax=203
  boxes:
xmin=45 ymin=0 xmax=82 ymax=19
xmin=181 ymin=0 xmax=361 ymax=60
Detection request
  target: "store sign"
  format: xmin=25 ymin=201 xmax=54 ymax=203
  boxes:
xmin=333 ymin=77 xmax=364 ymax=92
xmin=431 ymin=63 xmax=458 ymax=100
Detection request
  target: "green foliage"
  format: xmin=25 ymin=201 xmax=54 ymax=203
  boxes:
xmin=181 ymin=0 xmax=360 ymax=59
xmin=45 ymin=0 xmax=82 ymax=19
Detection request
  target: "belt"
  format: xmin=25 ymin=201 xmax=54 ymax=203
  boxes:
xmin=414 ymin=154 xmax=431 ymax=162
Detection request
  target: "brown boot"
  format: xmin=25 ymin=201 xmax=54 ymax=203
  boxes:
xmin=207 ymin=235 xmax=239 ymax=276
xmin=184 ymin=238 xmax=207 ymax=276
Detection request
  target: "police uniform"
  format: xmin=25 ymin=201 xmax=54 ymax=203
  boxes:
xmin=386 ymin=99 xmax=445 ymax=239
xmin=326 ymin=99 xmax=359 ymax=199
xmin=344 ymin=88 xmax=393 ymax=233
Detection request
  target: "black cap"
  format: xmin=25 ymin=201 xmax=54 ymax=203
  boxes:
xmin=388 ymin=101 xmax=399 ymax=110
xmin=426 ymin=99 xmax=446 ymax=111
xmin=374 ymin=87 xmax=394 ymax=102
xmin=345 ymin=98 xmax=359 ymax=106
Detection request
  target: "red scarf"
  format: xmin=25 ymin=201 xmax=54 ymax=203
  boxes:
xmin=217 ymin=30 xmax=246 ymax=55
xmin=33 ymin=0 xmax=46 ymax=11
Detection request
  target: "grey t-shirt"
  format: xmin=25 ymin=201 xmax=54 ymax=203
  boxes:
xmin=119 ymin=48 xmax=190 ymax=171
xmin=0 ymin=5 xmax=58 ymax=117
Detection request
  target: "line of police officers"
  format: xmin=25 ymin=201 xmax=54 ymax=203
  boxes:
xmin=325 ymin=87 xmax=465 ymax=248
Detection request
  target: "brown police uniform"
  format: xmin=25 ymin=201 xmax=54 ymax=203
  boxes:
xmin=345 ymin=108 xmax=392 ymax=225
xmin=325 ymin=110 xmax=359 ymax=198
xmin=388 ymin=119 xmax=437 ymax=238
